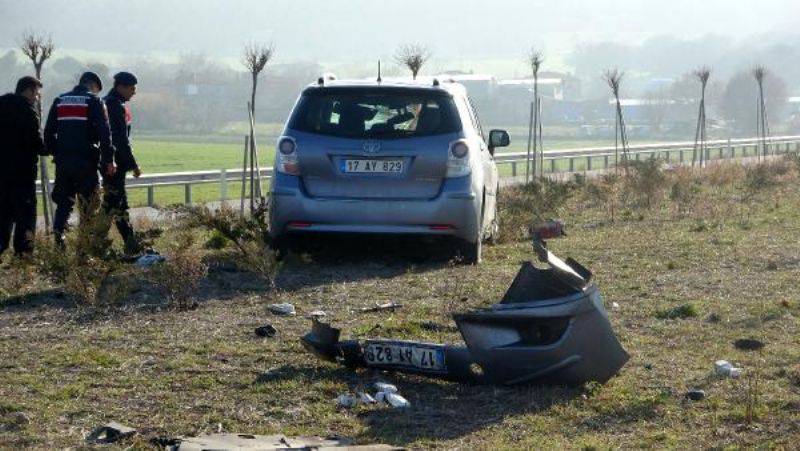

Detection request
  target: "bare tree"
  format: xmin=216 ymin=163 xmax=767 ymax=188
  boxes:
xmin=525 ymin=48 xmax=544 ymax=182
xmin=753 ymin=65 xmax=771 ymax=158
xmin=604 ymin=69 xmax=630 ymax=175
xmin=19 ymin=31 xmax=55 ymax=231
xmin=242 ymin=42 xmax=275 ymax=117
xmin=19 ymin=31 xmax=54 ymax=80
xmin=395 ymin=44 xmax=431 ymax=80
xmin=241 ymin=42 xmax=275 ymax=212
xmin=692 ymin=67 xmax=711 ymax=167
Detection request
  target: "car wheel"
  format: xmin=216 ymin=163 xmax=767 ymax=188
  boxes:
xmin=460 ymin=192 xmax=484 ymax=264
xmin=269 ymin=236 xmax=289 ymax=261
xmin=460 ymin=237 xmax=482 ymax=265
xmin=487 ymin=217 xmax=499 ymax=245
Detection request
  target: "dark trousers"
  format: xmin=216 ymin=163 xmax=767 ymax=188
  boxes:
xmin=52 ymin=167 xmax=99 ymax=235
xmin=102 ymin=170 xmax=134 ymax=243
xmin=0 ymin=179 xmax=37 ymax=256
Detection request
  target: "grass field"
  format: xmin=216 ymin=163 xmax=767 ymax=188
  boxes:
xmin=5 ymin=158 xmax=800 ymax=448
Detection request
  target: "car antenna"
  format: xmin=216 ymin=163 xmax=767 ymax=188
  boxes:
xmin=377 ymin=60 xmax=382 ymax=84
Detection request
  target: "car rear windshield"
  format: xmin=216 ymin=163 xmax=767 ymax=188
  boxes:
xmin=288 ymin=87 xmax=462 ymax=139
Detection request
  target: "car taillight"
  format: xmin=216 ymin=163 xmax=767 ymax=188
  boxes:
xmin=446 ymin=139 xmax=471 ymax=178
xmin=277 ymin=136 xmax=300 ymax=175
xmin=451 ymin=142 xmax=469 ymax=158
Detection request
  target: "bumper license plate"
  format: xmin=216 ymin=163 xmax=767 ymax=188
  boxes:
xmin=342 ymin=159 xmax=404 ymax=173
xmin=364 ymin=341 xmax=446 ymax=372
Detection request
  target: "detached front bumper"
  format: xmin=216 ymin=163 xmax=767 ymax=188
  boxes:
xmin=269 ymin=173 xmax=480 ymax=242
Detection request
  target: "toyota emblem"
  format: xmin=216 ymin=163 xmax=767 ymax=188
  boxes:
xmin=362 ymin=140 xmax=381 ymax=154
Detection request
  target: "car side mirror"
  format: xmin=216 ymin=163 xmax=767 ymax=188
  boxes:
xmin=489 ymin=130 xmax=510 ymax=152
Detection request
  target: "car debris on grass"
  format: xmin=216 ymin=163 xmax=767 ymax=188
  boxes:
xmin=302 ymin=238 xmax=629 ymax=386
xmin=85 ymin=422 xmax=137 ymax=444
xmin=168 ymin=433 xmax=403 ymax=450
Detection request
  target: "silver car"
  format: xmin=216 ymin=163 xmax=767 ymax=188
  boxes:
xmin=269 ymin=78 xmax=509 ymax=263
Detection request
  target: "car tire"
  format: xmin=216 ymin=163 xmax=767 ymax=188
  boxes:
xmin=269 ymin=236 xmax=289 ymax=261
xmin=460 ymin=237 xmax=482 ymax=265
xmin=460 ymin=192 xmax=484 ymax=264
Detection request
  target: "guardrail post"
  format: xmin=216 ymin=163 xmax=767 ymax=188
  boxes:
xmin=727 ymin=139 xmax=733 ymax=159
xmin=586 ymin=156 xmax=592 ymax=171
xmin=147 ymin=185 xmax=154 ymax=207
xmin=185 ymin=184 xmax=193 ymax=205
xmin=511 ymin=161 xmax=517 ymax=177
xmin=679 ymin=149 xmax=684 ymax=163
xmin=550 ymin=159 xmax=556 ymax=173
xmin=220 ymin=169 xmax=228 ymax=201
xmin=635 ymin=152 xmax=640 ymax=161
xmin=604 ymin=154 xmax=609 ymax=169
xmin=568 ymin=157 xmax=574 ymax=172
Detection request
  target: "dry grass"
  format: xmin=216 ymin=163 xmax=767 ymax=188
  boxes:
xmin=1 ymin=159 xmax=800 ymax=448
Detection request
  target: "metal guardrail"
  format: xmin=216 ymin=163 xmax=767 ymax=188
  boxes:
xmin=36 ymin=135 xmax=800 ymax=206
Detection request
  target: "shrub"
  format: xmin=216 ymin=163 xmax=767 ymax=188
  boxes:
xmin=204 ymin=230 xmax=230 ymax=250
xmin=147 ymin=232 xmax=208 ymax=309
xmin=624 ymin=157 xmax=668 ymax=209
xmin=582 ymin=173 xmax=623 ymax=222
xmin=177 ymin=201 xmax=279 ymax=286
xmin=497 ymin=179 xmax=574 ymax=243
xmin=0 ymin=256 xmax=37 ymax=302
xmin=705 ymin=162 xmax=745 ymax=187
xmin=667 ymin=167 xmax=702 ymax=218
xmin=35 ymin=193 xmax=119 ymax=305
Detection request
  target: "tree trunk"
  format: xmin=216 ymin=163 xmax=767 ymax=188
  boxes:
xmin=33 ymin=61 xmax=53 ymax=231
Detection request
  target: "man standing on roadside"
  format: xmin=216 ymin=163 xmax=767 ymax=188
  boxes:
xmin=44 ymin=72 xmax=116 ymax=247
xmin=103 ymin=72 xmax=141 ymax=254
xmin=0 ymin=76 xmax=47 ymax=257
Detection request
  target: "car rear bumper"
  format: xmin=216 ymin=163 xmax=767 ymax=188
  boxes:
xmin=269 ymin=173 xmax=480 ymax=242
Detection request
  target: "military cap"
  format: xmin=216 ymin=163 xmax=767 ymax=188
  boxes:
xmin=113 ymin=71 xmax=138 ymax=86
xmin=79 ymin=71 xmax=103 ymax=91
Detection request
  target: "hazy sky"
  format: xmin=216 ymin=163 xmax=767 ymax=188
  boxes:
xmin=1 ymin=0 xmax=798 ymax=63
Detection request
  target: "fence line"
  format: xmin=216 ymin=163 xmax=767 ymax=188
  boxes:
xmin=35 ymin=135 xmax=800 ymax=207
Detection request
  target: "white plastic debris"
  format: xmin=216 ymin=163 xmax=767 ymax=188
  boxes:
xmin=375 ymin=391 xmax=387 ymax=403
xmin=384 ymin=393 xmax=410 ymax=408
xmin=714 ymin=360 xmax=742 ymax=378
xmin=307 ymin=310 xmax=327 ymax=319
xmin=612 ymin=302 xmax=620 ymax=310
xmin=336 ymin=394 xmax=357 ymax=408
xmin=358 ymin=392 xmax=377 ymax=404
xmin=268 ymin=303 xmax=296 ymax=316
xmin=374 ymin=382 xmax=398 ymax=394
xmin=136 ymin=253 xmax=165 ymax=267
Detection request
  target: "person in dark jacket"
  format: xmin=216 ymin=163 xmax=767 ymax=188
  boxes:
xmin=0 ymin=76 xmax=47 ymax=257
xmin=43 ymin=72 xmax=116 ymax=246
xmin=103 ymin=71 xmax=141 ymax=254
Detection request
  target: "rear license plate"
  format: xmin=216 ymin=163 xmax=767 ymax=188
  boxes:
xmin=341 ymin=159 xmax=404 ymax=174
xmin=364 ymin=340 xmax=446 ymax=372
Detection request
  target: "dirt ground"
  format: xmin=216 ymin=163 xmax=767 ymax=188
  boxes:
xmin=2 ymin=162 xmax=800 ymax=449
